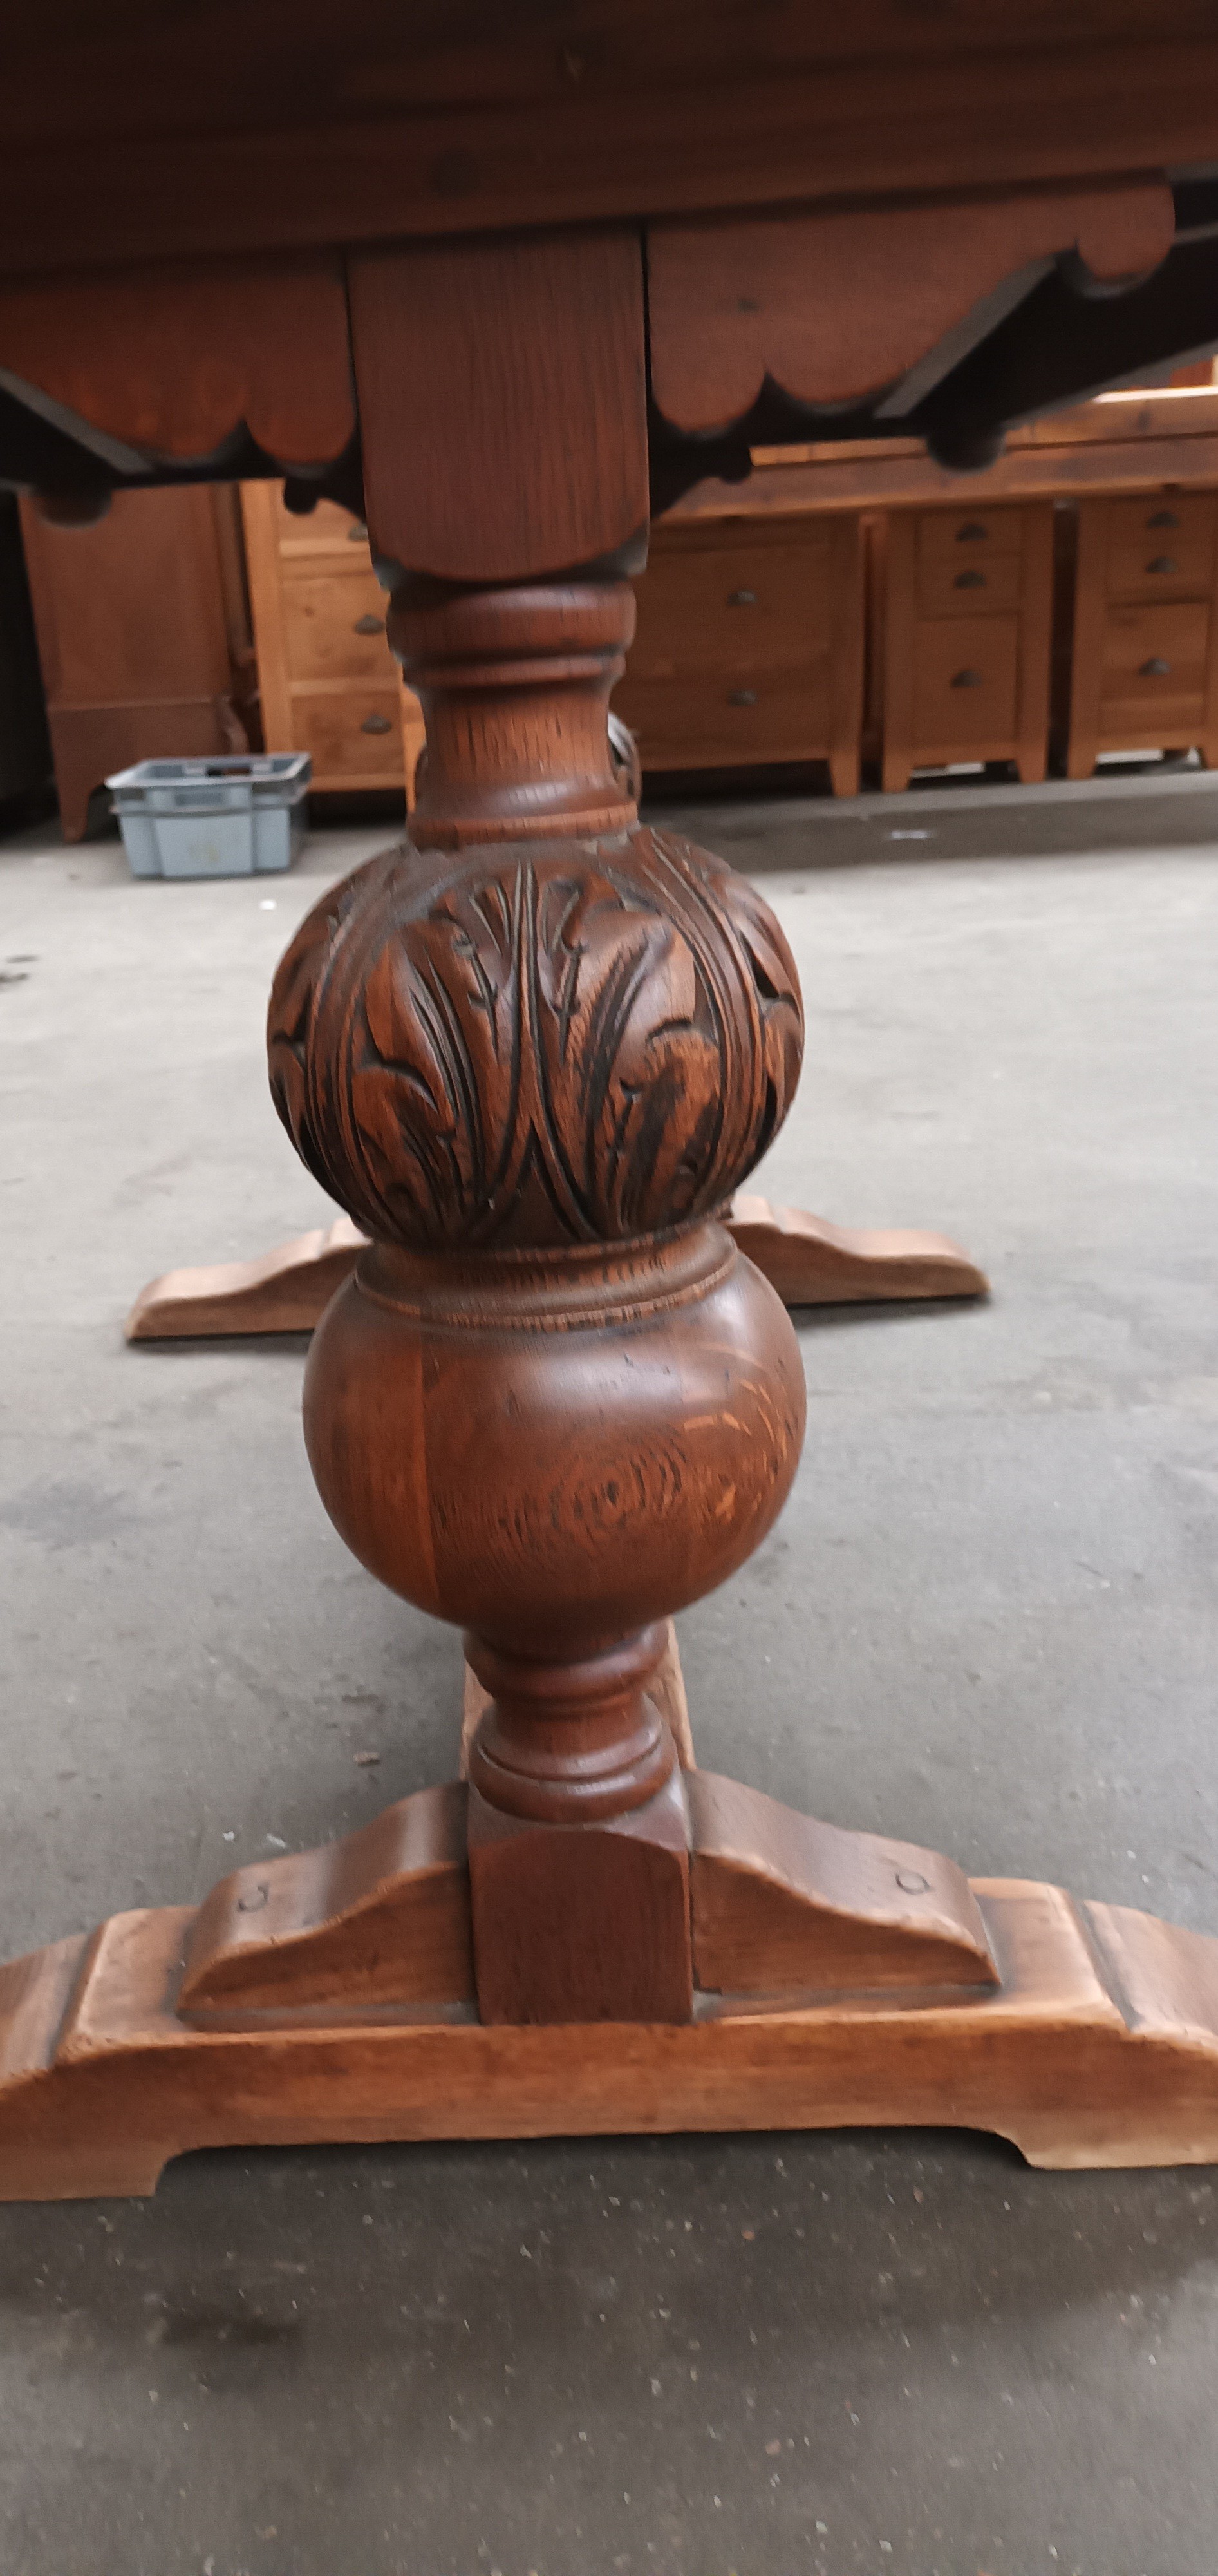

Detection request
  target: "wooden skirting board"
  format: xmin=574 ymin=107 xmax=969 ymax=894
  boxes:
xmin=1 ymin=1771 xmax=1216 ymax=2200
xmin=126 ymin=1200 xmax=987 ymax=1340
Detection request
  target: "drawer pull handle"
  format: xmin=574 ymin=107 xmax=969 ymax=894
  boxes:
xmin=347 ymin=520 xmax=368 ymax=541
xmin=1146 ymin=555 xmax=1177 ymax=575
xmin=727 ymin=688 xmax=758 ymax=706
xmin=353 ymin=612 xmax=385 ymax=635
xmin=953 ymin=569 xmax=986 ymax=590
xmin=727 ymin=588 xmax=758 ymax=606
xmin=361 ymin=712 xmax=393 ymax=734
xmin=955 ymin=522 xmax=989 ymax=542
xmin=951 ymin=668 xmax=984 ymax=688
xmin=1139 ymin=657 xmax=1172 ymax=678
xmin=1147 ymin=509 xmax=1180 ymax=529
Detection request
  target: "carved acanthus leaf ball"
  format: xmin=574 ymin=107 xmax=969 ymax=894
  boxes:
xmin=267 ymin=826 xmax=803 ymax=1251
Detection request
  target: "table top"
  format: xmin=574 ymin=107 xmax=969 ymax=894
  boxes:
xmin=5 ymin=3 xmax=1218 ymax=279
xmin=4 ymin=8 xmax=1218 ymax=529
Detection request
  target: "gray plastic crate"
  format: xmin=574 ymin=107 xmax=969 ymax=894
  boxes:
xmin=107 ymin=753 xmax=311 ymax=879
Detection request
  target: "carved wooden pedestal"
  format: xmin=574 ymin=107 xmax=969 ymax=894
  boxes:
xmin=2 ymin=559 xmax=1217 ymax=2199
xmin=125 ymin=1197 xmax=988 ymax=1340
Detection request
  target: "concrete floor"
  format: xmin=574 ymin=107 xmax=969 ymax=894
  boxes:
xmin=0 ymin=782 xmax=1216 ymax=2575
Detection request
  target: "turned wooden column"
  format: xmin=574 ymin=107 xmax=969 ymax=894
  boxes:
xmin=267 ymin=557 xmax=807 ymax=2021
xmin=265 ymin=226 xmax=811 ymax=2022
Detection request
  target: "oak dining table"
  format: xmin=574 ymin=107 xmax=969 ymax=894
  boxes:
xmin=3 ymin=5 xmax=1218 ymax=2197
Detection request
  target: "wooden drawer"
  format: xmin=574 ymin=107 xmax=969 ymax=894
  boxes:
xmin=916 ymin=551 xmax=1023 ymax=618
xmin=1099 ymin=600 xmax=1210 ymax=715
xmin=911 ymin=615 xmax=1019 ymax=747
xmin=282 ymin=571 xmax=393 ymax=682
xmin=1106 ymin=530 xmax=1215 ymax=602
xmin=613 ymin=665 xmax=830 ymax=768
xmin=627 ymin=531 xmax=837 ymax=678
xmin=917 ymin=506 xmax=1024 ymax=565
xmin=293 ymin=685 xmax=407 ymax=784
xmin=1105 ymin=492 xmax=1216 ymax=551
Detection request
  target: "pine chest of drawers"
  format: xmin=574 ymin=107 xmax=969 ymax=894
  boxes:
xmin=241 ymin=483 xmax=424 ymax=796
xmin=1066 ymin=490 xmax=1218 ymax=776
xmin=881 ymin=501 xmax=1054 ymax=791
xmin=610 ymin=513 xmax=865 ymax=795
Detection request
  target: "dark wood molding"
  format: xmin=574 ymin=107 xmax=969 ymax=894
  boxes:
xmin=0 ymin=256 xmax=353 ymax=469
xmin=648 ymin=183 xmax=1174 ymax=430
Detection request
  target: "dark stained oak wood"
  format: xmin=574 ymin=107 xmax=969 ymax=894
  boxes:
xmin=4 ymin=1868 xmax=1218 ymax=2197
xmin=649 ymin=184 xmax=1174 ymax=430
xmin=1 ymin=9 xmax=1216 ymax=278
xmin=0 ymin=256 xmax=353 ymax=467
xmin=4 ymin=20 xmax=1218 ymax=2191
xmin=462 ymin=1616 xmax=695 ymax=1778
xmin=348 ymin=234 xmax=648 ymax=585
xmin=390 ymin=578 xmax=639 ymax=843
xmin=467 ymin=1768 xmax=694 ymax=2026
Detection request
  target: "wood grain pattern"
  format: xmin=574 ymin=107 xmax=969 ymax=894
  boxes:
xmin=264 ymin=585 xmax=807 ymax=2012
xmin=3 ymin=1866 xmax=1218 ymax=2197
xmin=348 ymin=233 xmax=648 ymax=585
xmin=0 ymin=10 xmax=1213 ymax=279
xmin=391 ymin=579 xmax=639 ymax=846
xmin=648 ymin=184 xmax=1174 ymax=431
xmin=300 ymin=1228 xmax=805 ymax=1665
xmin=467 ymin=1768 xmax=694 ymax=2024
xmin=689 ymin=1772 xmax=997 ymax=1994
xmin=0 ymin=256 xmax=353 ymax=464
xmin=180 ymin=1782 xmax=471 ymax=2018
xmin=460 ymin=1618 xmax=695 ymax=1779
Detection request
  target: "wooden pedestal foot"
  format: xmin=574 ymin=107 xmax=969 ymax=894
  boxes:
xmin=2 ymin=1774 xmax=1216 ymax=2199
xmin=125 ymin=1192 xmax=988 ymax=1341
xmin=727 ymin=1195 xmax=988 ymax=1305
xmin=125 ymin=1216 xmax=367 ymax=1340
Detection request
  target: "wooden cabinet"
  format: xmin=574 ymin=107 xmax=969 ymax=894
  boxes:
xmin=881 ymin=502 xmax=1054 ymax=791
xmin=1066 ymin=491 xmax=1218 ymax=776
xmin=19 ymin=485 xmax=253 ymax=841
xmin=240 ymin=483 xmax=424 ymax=797
xmin=611 ymin=514 xmax=865 ymax=794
